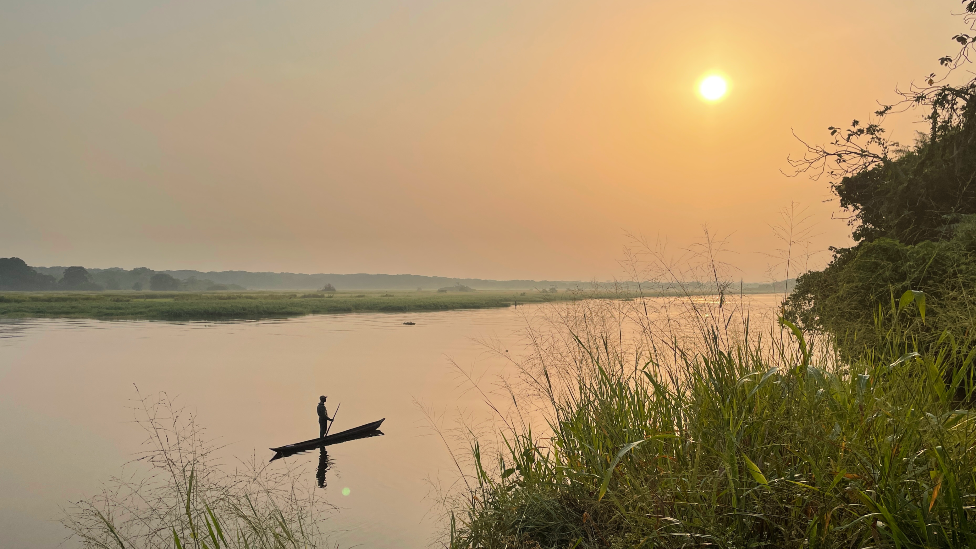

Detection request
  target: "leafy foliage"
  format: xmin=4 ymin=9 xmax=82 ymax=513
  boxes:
xmin=59 ymin=266 xmax=103 ymax=291
xmin=784 ymin=236 xmax=976 ymax=354
xmin=787 ymin=4 xmax=976 ymax=350
xmin=0 ymin=257 xmax=55 ymax=290
xmin=150 ymin=273 xmax=181 ymax=291
xmin=833 ymin=85 xmax=976 ymax=245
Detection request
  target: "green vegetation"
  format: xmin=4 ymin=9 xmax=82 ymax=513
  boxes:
xmin=784 ymin=10 xmax=976 ymax=356
xmin=0 ymin=286 xmax=790 ymax=321
xmin=0 ymin=259 xmax=248 ymax=292
xmin=59 ymin=266 xmax=102 ymax=291
xmin=0 ymin=257 xmax=56 ymax=290
xmin=0 ymin=290 xmax=608 ymax=320
xmin=449 ymin=298 xmax=976 ymax=548
xmin=785 ymin=235 xmax=976 ymax=354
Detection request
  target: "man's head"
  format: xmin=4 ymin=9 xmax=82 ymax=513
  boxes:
xmin=320 ymin=395 xmax=327 ymax=402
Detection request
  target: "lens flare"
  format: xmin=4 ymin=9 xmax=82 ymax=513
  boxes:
xmin=699 ymin=75 xmax=728 ymax=101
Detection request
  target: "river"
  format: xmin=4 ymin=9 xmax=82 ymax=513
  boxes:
xmin=0 ymin=295 xmax=783 ymax=548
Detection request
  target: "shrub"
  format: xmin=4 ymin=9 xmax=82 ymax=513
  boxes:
xmin=785 ymin=237 xmax=976 ymax=355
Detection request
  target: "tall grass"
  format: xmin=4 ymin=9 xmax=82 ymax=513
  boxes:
xmin=63 ymin=392 xmax=332 ymax=549
xmin=448 ymin=242 xmax=976 ymax=548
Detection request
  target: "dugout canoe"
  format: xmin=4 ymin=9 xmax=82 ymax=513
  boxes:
xmin=269 ymin=419 xmax=385 ymax=461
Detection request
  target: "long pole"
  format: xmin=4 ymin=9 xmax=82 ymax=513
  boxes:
xmin=325 ymin=403 xmax=340 ymax=436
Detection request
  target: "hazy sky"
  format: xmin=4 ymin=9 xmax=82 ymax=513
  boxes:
xmin=0 ymin=1 xmax=968 ymax=280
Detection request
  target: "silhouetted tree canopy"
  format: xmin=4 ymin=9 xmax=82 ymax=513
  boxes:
xmin=0 ymin=257 xmax=56 ymax=291
xmin=786 ymin=3 xmax=976 ymax=353
xmin=834 ymin=86 xmax=976 ymax=245
xmin=149 ymin=273 xmax=180 ymax=291
xmin=59 ymin=266 xmax=102 ymax=291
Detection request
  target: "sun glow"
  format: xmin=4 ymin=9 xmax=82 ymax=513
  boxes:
xmin=698 ymin=75 xmax=728 ymax=101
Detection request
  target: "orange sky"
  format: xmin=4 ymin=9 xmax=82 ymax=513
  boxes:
xmin=0 ymin=1 xmax=968 ymax=280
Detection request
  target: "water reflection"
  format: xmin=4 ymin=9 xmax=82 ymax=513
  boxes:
xmin=277 ymin=428 xmax=384 ymax=488
xmin=0 ymin=298 xmax=787 ymax=548
xmin=316 ymin=448 xmax=334 ymax=488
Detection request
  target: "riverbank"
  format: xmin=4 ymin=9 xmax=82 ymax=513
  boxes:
xmin=0 ymin=288 xmax=786 ymax=321
xmin=0 ymin=290 xmax=602 ymax=320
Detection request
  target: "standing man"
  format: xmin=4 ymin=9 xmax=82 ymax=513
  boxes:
xmin=317 ymin=396 xmax=332 ymax=438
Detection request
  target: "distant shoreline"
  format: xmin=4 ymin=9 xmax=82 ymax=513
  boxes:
xmin=0 ymin=289 xmax=783 ymax=321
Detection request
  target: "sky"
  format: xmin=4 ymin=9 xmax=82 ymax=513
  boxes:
xmin=0 ymin=0 xmax=970 ymax=281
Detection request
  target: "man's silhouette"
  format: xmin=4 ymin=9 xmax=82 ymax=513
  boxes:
xmin=317 ymin=396 xmax=332 ymax=438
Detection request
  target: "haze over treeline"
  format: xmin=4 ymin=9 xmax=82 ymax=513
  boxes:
xmin=1 ymin=1 xmax=968 ymax=281
xmin=1 ymin=257 xmax=792 ymax=293
xmin=31 ymin=264 xmax=586 ymax=291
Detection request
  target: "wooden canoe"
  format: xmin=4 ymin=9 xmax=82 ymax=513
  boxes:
xmin=269 ymin=419 xmax=385 ymax=461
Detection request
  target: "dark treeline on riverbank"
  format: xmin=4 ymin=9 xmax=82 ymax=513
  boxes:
xmin=1 ymin=258 xmax=792 ymax=293
xmin=0 ymin=258 xmax=245 ymax=292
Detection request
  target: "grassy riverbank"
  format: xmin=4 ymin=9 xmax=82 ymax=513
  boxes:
xmin=0 ymin=290 xmax=615 ymax=320
xmin=0 ymin=288 xmax=787 ymax=321
xmin=449 ymin=298 xmax=976 ymax=548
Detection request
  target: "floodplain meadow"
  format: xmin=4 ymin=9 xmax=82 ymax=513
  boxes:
xmin=0 ymin=290 xmax=589 ymax=321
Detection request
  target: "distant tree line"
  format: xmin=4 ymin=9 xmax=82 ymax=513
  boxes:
xmin=0 ymin=258 xmax=245 ymax=291
xmin=436 ymin=283 xmax=475 ymax=293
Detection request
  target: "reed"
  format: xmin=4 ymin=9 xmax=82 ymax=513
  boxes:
xmin=448 ymin=293 xmax=976 ymax=548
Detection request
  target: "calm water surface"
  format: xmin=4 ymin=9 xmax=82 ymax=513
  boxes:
xmin=0 ymin=307 xmax=540 ymax=548
xmin=0 ymin=295 xmax=783 ymax=548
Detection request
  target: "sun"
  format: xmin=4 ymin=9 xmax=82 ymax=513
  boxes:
xmin=698 ymin=75 xmax=728 ymax=102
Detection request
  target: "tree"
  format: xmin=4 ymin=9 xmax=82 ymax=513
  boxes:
xmin=785 ymin=3 xmax=976 ymax=352
xmin=0 ymin=257 xmax=56 ymax=290
xmin=790 ymin=87 xmax=976 ymax=245
xmin=787 ymin=2 xmax=976 ymax=246
xmin=149 ymin=273 xmax=180 ymax=291
xmin=128 ymin=267 xmax=154 ymax=291
xmin=321 ymin=283 xmax=336 ymax=293
xmin=59 ymin=266 xmax=102 ymax=291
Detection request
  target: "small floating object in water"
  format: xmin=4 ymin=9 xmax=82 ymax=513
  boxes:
xmin=403 ymin=321 xmax=416 ymax=325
